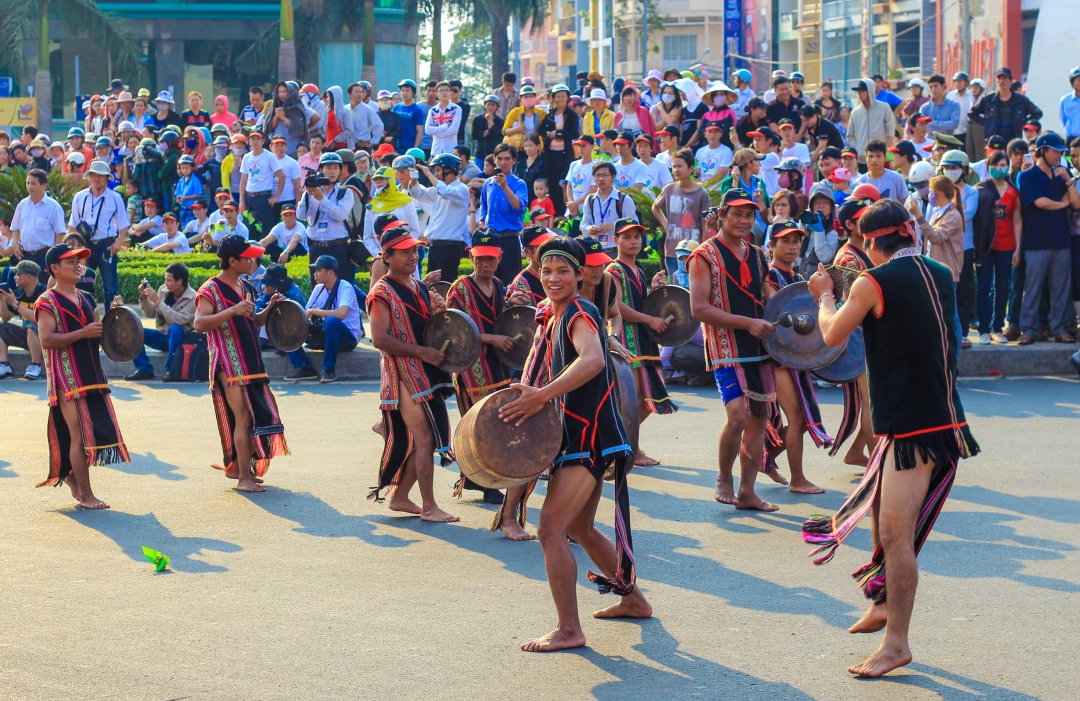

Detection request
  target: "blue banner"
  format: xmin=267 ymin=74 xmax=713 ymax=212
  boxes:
xmin=723 ymin=0 xmax=745 ymax=77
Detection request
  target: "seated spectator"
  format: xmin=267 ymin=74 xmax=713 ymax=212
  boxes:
xmin=0 ymin=260 xmax=46 ymax=380
xmin=128 ymin=199 xmax=164 ymax=244
xmin=142 ymin=212 xmax=191 ymax=253
xmin=286 ymin=255 xmax=362 ymax=383
xmin=183 ymin=200 xmax=210 ymax=242
xmin=201 ymin=201 xmax=248 ymax=252
xmin=126 ymin=262 xmax=197 ymax=381
xmin=661 ymin=327 xmax=708 ymax=386
xmin=260 ymin=203 xmax=308 ymax=264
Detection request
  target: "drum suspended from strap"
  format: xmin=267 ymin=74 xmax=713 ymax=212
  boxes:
xmin=641 ymin=285 xmax=697 ymax=347
xmin=453 ymin=388 xmax=562 ymax=489
xmin=265 ymin=300 xmax=310 ymax=352
xmin=423 ymin=308 xmax=482 ymax=374
xmin=428 ymin=280 xmax=452 ymax=299
xmin=605 ymin=351 xmax=639 ymax=481
xmin=813 ymin=326 xmax=866 ymax=384
xmin=492 ymin=305 xmax=538 ymax=370
xmin=100 ymin=306 xmax=145 ymax=363
xmin=762 ymin=281 xmax=846 ymax=371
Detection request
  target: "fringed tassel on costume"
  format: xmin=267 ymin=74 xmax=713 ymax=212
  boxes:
xmin=587 ymin=456 xmax=636 ymax=596
xmin=827 ymin=380 xmax=861 ymax=457
xmin=38 ymin=395 xmax=130 ymax=488
xmin=760 ymin=406 xmax=784 ymax=474
xmin=369 ymin=410 xmax=410 ymax=503
xmin=793 ymin=370 xmax=833 ymax=449
xmin=489 ymin=478 xmax=538 ymax=532
xmin=638 ymin=365 xmax=678 ymax=415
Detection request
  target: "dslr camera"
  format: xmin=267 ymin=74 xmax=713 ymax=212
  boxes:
xmin=304 ymin=172 xmax=331 ymax=189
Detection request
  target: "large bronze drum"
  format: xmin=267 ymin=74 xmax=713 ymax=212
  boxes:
xmin=101 ymin=306 xmax=145 ymax=363
xmin=453 ymin=388 xmax=562 ymax=489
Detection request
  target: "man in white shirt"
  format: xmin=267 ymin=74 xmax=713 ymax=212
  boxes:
xmin=143 ymin=212 xmax=191 ymax=253
xmin=946 ymin=71 xmax=974 ymax=143
xmin=128 ymin=200 xmax=165 ymax=244
xmin=424 ymin=81 xmax=463 ymax=157
xmin=347 ymin=82 xmax=383 ymax=150
xmin=297 ymin=151 xmax=355 ymax=278
xmin=908 ymin=114 xmax=935 ymax=153
xmin=269 ymin=136 xmax=303 ymax=211
xmin=695 ymin=124 xmax=735 ymax=181
xmin=238 ymin=131 xmax=285 ymax=239
xmin=286 ymin=255 xmax=361 ymax=383
xmin=749 ymin=128 xmax=784 ymax=196
xmin=9 ymin=168 xmax=67 ymax=284
xmin=581 ymin=161 xmax=638 ymax=253
xmin=778 ymin=119 xmax=812 ymax=167
xmin=208 ymin=201 xmax=249 ymax=246
xmin=67 ymin=160 xmax=131 ymax=301
xmin=260 ymin=203 xmax=308 ymax=264
xmin=636 ymin=134 xmax=672 ymax=190
xmin=408 ymin=154 xmax=471 ymax=280
xmin=612 ymin=133 xmax=647 ymax=191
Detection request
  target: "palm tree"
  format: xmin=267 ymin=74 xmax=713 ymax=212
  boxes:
xmin=0 ymin=0 xmax=145 ymax=132
xmin=361 ymin=0 xmax=377 ymax=86
xmin=278 ymin=0 xmax=297 ymax=83
xmin=468 ymin=0 xmax=546 ymax=88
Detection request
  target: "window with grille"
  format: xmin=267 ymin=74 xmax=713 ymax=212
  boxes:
xmin=618 ymin=37 xmax=628 ymax=63
xmin=663 ymin=35 xmax=697 ymax=64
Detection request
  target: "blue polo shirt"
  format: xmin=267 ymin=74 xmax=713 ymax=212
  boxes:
xmin=477 ymin=173 xmax=527 ymax=233
xmin=393 ymin=102 xmax=425 ymax=153
xmin=1017 ymin=165 xmax=1071 ymax=250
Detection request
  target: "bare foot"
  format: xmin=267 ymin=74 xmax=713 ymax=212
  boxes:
xmin=763 ymin=466 xmax=789 ymax=485
xmin=634 ymin=450 xmax=660 ymax=467
xmin=520 ymin=628 xmax=587 ymax=652
xmin=236 ymin=479 xmax=266 ymax=493
xmin=593 ymin=591 xmax=653 ymax=619
xmin=388 ymin=497 xmax=422 ymax=515
xmin=217 ymin=464 xmax=263 ymax=483
xmin=78 ymin=496 xmax=110 ymax=509
xmin=847 ymin=642 xmax=912 ymax=677
xmin=499 ymin=520 xmax=536 ymax=541
xmin=843 ymin=451 xmax=870 ymax=468
xmin=420 ymin=506 xmax=460 ymax=523
xmin=848 ymin=602 xmax=887 ymax=634
xmin=714 ymin=477 xmax=736 ymax=504
xmin=65 ymin=475 xmax=81 ymax=502
xmin=789 ymin=478 xmax=825 ymax=495
xmin=371 ymin=420 xmax=386 ymax=438
xmin=734 ymin=494 xmax=780 ymax=512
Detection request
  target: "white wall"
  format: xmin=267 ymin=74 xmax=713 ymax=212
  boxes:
xmin=1026 ymin=0 xmax=1073 ymax=135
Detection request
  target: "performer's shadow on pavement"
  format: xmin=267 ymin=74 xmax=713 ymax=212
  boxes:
xmin=103 ymin=451 xmax=187 ymax=481
xmin=239 ymin=487 xmax=418 ymax=549
xmin=61 ymin=510 xmax=241 ymax=573
xmin=863 ymin=661 xmax=1043 ymax=700
xmin=951 ymin=484 xmax=1080 ymax=525
xmin=0 ymin=459 xmax=16 ymax=478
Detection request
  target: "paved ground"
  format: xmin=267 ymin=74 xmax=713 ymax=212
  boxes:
xmin=1 ymin=376 xmax=1078 ymax=700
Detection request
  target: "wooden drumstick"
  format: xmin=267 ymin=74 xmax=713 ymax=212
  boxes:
xmin=664 ymin=314 xmax=675 ymax=323
xmin=439 ymin=339 xmax=451 ymax=352
xmin=511 ymin=332 xmax=524 ymax=342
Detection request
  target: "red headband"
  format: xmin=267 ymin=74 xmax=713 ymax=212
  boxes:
xmin=862 ymin=219 xmax=917 ymax=240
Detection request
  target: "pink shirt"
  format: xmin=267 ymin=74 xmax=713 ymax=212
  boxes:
xmin=297 ymin=152 xmax=320 ymax=174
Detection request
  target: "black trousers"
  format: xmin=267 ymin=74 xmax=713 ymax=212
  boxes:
xmin=427 ymin=240 xmax=466 ymax=282
xmin=307 ymin=239 xmax=351 ymax=286
xmin=494 ymin=230 xmax=523 ymax=285
xmin=18 ymin=248 xmax=50 ymax=285
xmin=957 ymin=248 xmax=976 ymax=334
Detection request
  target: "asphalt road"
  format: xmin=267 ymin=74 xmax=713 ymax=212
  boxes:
xmin=1 ymin=376 xmax=1077 ymax=700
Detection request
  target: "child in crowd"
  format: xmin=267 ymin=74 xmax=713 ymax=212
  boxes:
xmin=529 ymin=177 xmax=555 ymax=226
xmin=828 ymin=167 xmax=853 ymax=205
xmin=125 ymin=180 xmax=144 ymax=224
xmin=173 ymin=155 xmax=205 ymax=228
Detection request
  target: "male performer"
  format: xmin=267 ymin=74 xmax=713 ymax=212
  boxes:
xmin=194 ymin=235 xmax=290 ymax=493
xmin=607 ymin=218 xmax=677 ymax=465
xmin=446 ymin=229 xmax=532 ymax=532
xmin=34 ymin=244 xmax=130 ymax=509
xmin=828 ymin=197 xmax=878 ymax=466
xmin=688 ymin=189 xmax=779 ymax=512
xmin=763 ymin=223 xmax=830 ymax=494
xmin=804 ymin=199 xmax=979 ymax=677
xmin=499 ymin=236 xmax=651 ymax=652
xmin=505 ymin=225 xmax=555 ymax=307
xmin=367 ymin=225 xmax=458 ymax=523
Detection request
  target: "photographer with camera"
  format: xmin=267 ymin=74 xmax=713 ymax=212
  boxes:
xmin=9 ymin=169 xmax=67 ymax=285
xmin=297 ymin=152 xmax=355 ymax=283
xmin=0 ymin=260 xmax=46 ymax=380
xmin=406 ymin=153 xmax=471 ymax=281
xmin=68 ymin=160 xmax=131 ymax=304
xmin=125 ymin=262 xmax=196 ymax=381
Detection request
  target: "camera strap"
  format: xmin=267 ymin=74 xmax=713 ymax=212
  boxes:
xmin=304 ymin=185 xmax=347 ymax=229
xmin=81 ymin=189 xmax=115 ymax=241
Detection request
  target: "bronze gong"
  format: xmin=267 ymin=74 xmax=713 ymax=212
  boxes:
xmin=605 ymin=351 xmax=639 ymax=480
xmin=762 ymin=281 xmax=845 ymax=371
xmin=101 ymin=306 xmax=145 ymax=363
xmin=492 ymin=305 xmax=538 ymax=370
xmin=428 ymin=280 xmax=452 ymax=299
xmin=265 ymin=299 xmax=310 ymax=352
xmin=641 ymin=285 xmax=697 ymax=347
xmin=813 ymin=326 xmax=866 ymax=384
xmin=423 ymin=308 xmax=482 ymax=374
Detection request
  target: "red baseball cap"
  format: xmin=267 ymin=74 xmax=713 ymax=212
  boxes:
xmin=469 ymin=229 xmax=502 ymax=258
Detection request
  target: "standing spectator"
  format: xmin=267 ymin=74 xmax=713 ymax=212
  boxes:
xmin=974 ymin=151 xmax=1022 ymax=344
xmin=765 ymin=76 xmax=807 ymax=132
xmin=898 ymin=78 xmax=929 ymax=135
xmin=695 ymin=125 xmax=733 ymax=182
xmin=288 ymin=255 xmax=362 ymax=383
xmin=1060 ymin=66 xmax=1080 ymax=140
xmin=347 ymin=83 xmax=383 ymax=151
xmin=582 ymin=88 xmax=617 ymax=137
xmin=636 ymin=134 xmax=672 ymax=190
xmin=152 ymin=91 xmax=183 ymax=129
xmin=502 ymin=85 xmax=547 ymax=151
xmin=472 ymin=95 xmax=505 ymax=165
xmin=181 ymin=91 xmax=212 ymax=129
xmin=240 ymin=86 xmax=266 ymax=126
xmin=937 ymin=149 xmax=981 ymax=345
xmin=652 ymin=148 xmax=712 ymax=277
xmin=67 ymin=161 xmax=130 ymax=301
xmin=417 ymin=80 xmax=439 ymax=156
xmin=210 ymin=95 xmax=238 ymax=129
xmin=651 ymin=82 xmax=683 ymax=135
xmin=267 ymin=82 xmax=311 ymax=156
xmin=968 ymin=67 xmax=1043 ymax=145
xmin=494 ymin=72 xmax=519 ymax=120
xmin=298 ymin=152 xmax=356 ymax=279
xmin=848 ymin=79 xmax=897 ymax=166
xmin=392 ymin=80 xmax=425 ymax=153
xmin=239 ymin=131 xmax=285 ymax=236
xmin=872 ymin=74 xmax=904 ymax=113
xmin=126 ymin=262 xmax=196 ymax=381
xmin=614 ymin=85 xmax=657 ymax=141
xmin=1015 ymin=133 xmax=1079 ymax=344
xmin=375 ymin=91 xmax=402 ymax=147
xmin=778 ymin=119 xmax=811 ymax=168
xmin=813 ymin=81 xmax=841 ymax=123
xmin=538 ymin=85 xmax=579 ymax=214
xmin=640 ymin=69 xmax=663 ymax=110
xmin=513 ymin=136 xmax=546 ymax=203
xmin=269 ymin=136 xmax=303 ymax=213
xmin=424 ymin=81 xmax=464 ymax=157
xmin=563 ymin=135 xmax=598 ymax=232
xmin=801 ymin=105 xmax=845 ymax=161
xmin=919 ymin=75 xmax=961 ymax=135
xmin=0 ymin=260 xmax=46 ymax=380
xmin=853 ymin=140 xmax=908 ymax=202
xmin=409 ymin=154 xmax=471 ymax=282
xmin=476 ymin=143 xmax=527 ymax=283
xmin=687 ymin=83 xmax=734 ymax=150
xmin=447 ymin=79 xmax=470 ymax=146
xmin=9 ymin=169 xmax=66 ymax=283
xmin=611 ymin=132 xmax=648 ymax=190
xmin=736 ymin=97 xmax=769 ymax=147
xmin=910 ymin=175 xmax=966 ymax=347
xmin=947 ymin=72 xmax=975 ymax=147
xmin=731 ymin=69 xmax=755 ymax=120
xmin=581 ymin=161 xmax=637 ymax=254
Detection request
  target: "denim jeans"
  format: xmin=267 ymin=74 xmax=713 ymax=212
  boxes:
xmin=133 ymin=323 xmax=185 ymax=374
xmin=287 ymin=317 xmax=357 ymax=372
xmin=976 ymin=248 xmax=1013 ymax=334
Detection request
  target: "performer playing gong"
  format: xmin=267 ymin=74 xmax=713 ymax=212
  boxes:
xmin=34 ymin=244 xmax=131 ymax=508
xmin=194 ymin=235 xmax=290 ymax=494
xmin=505 ymin=225 xmax=554 ymax=307
xmin=446 ymin=229 xmax=533 ymax=537
xmin=499 ymin=236 xmax=651 ymax=652
xmin=367 ymin=225 xmax=459 ymax=523
xmin=804 ymin=199 xmax=979 ymax=677
xmin=827 ymin=197 xmax=877 ymax=467
xmin=578 ymin=238 xmax=629 ymax=356
xmin=762 ymin=223 xmax=831 ymax=494
xmin=607 ymin=218 xmax=677 ymax=466
xmin=687 ymin=189 xmax=779 ymax=512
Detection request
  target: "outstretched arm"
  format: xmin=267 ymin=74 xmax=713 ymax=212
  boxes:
xmin=808 ymin=264 xmax=880 ymax=347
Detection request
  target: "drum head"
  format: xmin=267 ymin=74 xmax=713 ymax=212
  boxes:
xmin=606 ymin=352 xmax=639 ymax=480
xmin=492 ymin=305 xmax=537 ymax=370
xmin=813 ymin=326 xmax=865 ymax=384
xmin=428 ymin=281 xmax=452 ymax=299
xmin=266 ymin=300 xmax=310 ymax=352
xmin=642 ymin=285 xmax=697 ymax=347
xmin=762 ymin=281 xmax=845 ymax=371
xmin=423 ymin=309 xmax=482 ymax=374
xmin=101 ymin=306 xmax=145 ymax=363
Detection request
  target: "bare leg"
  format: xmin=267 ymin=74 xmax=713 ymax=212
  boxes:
xmin=844 ymin=374 xmax=873 ymax=467
xmin=716 ymin=399 xmax=750 ymax=504
xmin=775 ymin=368 xmax=822 ymax=494
xmin=633 ymin=377 xmax=659 ymax=466
xmin=498 ymin=482 xmax=535 ymax=540
xmin=395 ymin=382 xmax=457 ymax=522
xmin=522 ymin=465 xmax=597 ymax=652
xmin=735 ymin=413 xmax=778 ymax=511
xmin=850 ymin=478 xmax=887 ymax=633
xmin=56 ymin=394 xmax=108 ymax=509
xmin=848 ymin=442 xmax=933 ymax=677
xmin=217 ymin=373 xmax=264 ymax=493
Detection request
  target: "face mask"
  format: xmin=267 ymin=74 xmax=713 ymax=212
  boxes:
xmin=944 ymin=168 xmax=963 ymax=183
xmin=522 ymin=97 xmax=536 ymax=107
xmin=777 ymin=173 xmax=792 ymax=189
xmin=915 ymin=183 xmax=930 ymax=198
xmin=714 ymin=95 xmax=726 ymax=107
xmin=30 ymin=149 xmax=43 ymax=158
xmin=928 ymin=191 xmax=941 ymax=207
xmin=378 ymin=100 xmax=391 ymax=109
xmin=232 ymin=146 xmax=245 ymax=155
xmin=989 ymin=166 xmax=1009 ymax=180
xmin=186 ymin=139 xmax=197 ymax=149
xmin=661 ymin=93 xmax=676 ymax=105
xmin=215 ymin=147 xmax=228 ymax=158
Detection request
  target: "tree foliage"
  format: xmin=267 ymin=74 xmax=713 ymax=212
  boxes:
xmin=443 ymin=20 xmax=493 ymax=98
xmin=0 ymin=167 xmax=86 ymax=226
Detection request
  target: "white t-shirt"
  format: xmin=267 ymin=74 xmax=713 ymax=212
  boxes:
xmin=782 ymin=142 xmax=812 ymax=166
xmin=268 ymin=221 xmax=308 ymax=250
xmin=183 ymin=216 xmax=209 ymax=237
xmin=760 ymin=152 xmax=783 ymax=196
xmin=137 ymin=215 xmax=164 ymax=237
xmin=911 ymin=137 xmax=935 ymax=155
xmin=695 ymin=144 xmax=734 ymax=181
xmin=240 ymin=150 xmax=282 ymax=193
xmin=642 ymin=158 xmax=673 ymax=190
xmin=613 ymin=158 xmax=648 ymax=189
xmin=275 ymin=154 xmax=302 ymax=201
xmin=307 ymin=280 xmax=362 ymax=341
xmin=564 ymin=159 xmax=595 ymax=210
xmin=143 ymin=231 xmax=191 ymax=254
xmin=210 ymin=220 xmax=249 ymax=243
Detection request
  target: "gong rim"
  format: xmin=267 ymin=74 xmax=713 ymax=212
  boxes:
xmin=423 ymin=308 xmax=482 ymax=374
xmin=101 ymin=305 xmax=145 ymax=363
xmin=265 ymin=300 xmax=310 ymax=352
xmin=492 ymin=305 xmax=537 ymax=370
xmin=642 ymin=285 xmax=697 ymax=347
xmin=812 ymin=326 xmax=865 ymax=383
xmin=428 ymin=281 xmax=452 ymax=298
xmin=762 ymin=281 xmax=845 ymax=371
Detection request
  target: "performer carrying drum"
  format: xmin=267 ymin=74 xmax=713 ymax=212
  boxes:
xmin=499 ymin=236 xmax=652 ymax=653
xmin=35 ymin=244 xmax=131 ymax=509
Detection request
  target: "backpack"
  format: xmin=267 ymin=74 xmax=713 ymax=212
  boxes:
xmin=584 ymin=191 xmax=629 ymax=224
xmin=164 ymin=332 xmax=209 ymax=383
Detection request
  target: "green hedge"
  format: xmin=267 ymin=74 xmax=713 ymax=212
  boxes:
xmin=108 ymin=251 xmax=663 ymax=303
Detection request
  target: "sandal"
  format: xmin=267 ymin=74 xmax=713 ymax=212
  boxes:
xmin=1017 ymin=334 xmax=1034 ymax=345
xmin=1056 ymin=334 xmax=1077 ymax=344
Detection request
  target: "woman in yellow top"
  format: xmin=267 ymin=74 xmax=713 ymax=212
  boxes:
xmin=502 ymin=85 xmax=548 ymax=151
xmin=582 ymin=88 xmax=617 ymax=137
